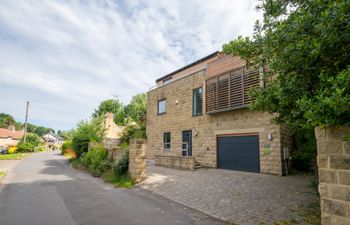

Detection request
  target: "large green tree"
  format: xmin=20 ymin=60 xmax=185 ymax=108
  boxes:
xmin=72 ymin=116 xmax=105 ymax=157
xmin=223 ymin=0 xmax=350 ymax=129
xmin=92 ymin=98 xmax=125 ymax=125
xmin=124 ymin=93 xmax=147 ymax=124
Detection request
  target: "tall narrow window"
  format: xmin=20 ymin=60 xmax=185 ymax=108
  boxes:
xmin=158 ymin=99 xmax=167 ymax=114
xmin=163 ymin=132 xmax=171 ymax=150
xmin=192 ymin=87 xmax=203 ymax=116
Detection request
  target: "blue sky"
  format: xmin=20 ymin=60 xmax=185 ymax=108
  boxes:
xmin=0 ymin=0 xmax=261 ymax=131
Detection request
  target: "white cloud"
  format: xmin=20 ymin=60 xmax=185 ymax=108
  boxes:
xmin=0 ymin=0 xmax=262 ymax=130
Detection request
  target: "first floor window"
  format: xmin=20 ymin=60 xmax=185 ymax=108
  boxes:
xmin=158 ymin=99 xmax=167 ymax=114
xmin=163 ymin=132 xmax=171 ymax=150
xmin=193 ymin=87 xmax=203 ymax=116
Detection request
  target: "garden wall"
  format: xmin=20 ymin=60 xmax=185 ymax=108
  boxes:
xmin=316 ymin=126 xmax=350 ymax=225
xmin=129 ymin=139 xmax=146 ymax=183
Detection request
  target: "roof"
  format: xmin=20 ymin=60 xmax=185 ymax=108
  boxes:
xmin=0 ymin=128 xmax=24 ymax=139
xmin=155 ymin=51 xmax=220 ymax=83
xmin=46 ymin=132 xmax=63 ymax=140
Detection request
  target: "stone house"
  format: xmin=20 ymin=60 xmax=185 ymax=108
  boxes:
xmin=147 ymin=52 xmax=292 ymax=175
xmin=0 ymin=126 xmax=24 ymax=149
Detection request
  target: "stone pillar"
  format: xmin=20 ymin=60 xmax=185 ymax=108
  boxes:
xmin=129 ymin=139 xmax=146 ymax=183
xmin=316 ymin=126 xmax=350 ymax=225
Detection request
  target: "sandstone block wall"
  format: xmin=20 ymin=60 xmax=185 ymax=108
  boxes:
xmin=129 ymin=139 xmax=146 ymax=183
xmin=316 ymin=126 xmax=350 ymax=225
xmin=155 ymin=155 xmax=195 ymax=170
xmin=147 ymin=69 xmax=291 ymax=175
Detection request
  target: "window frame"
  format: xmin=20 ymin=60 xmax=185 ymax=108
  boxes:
xmin=163 ymin=132 xmax=171 ymax=150
xmin=192 ymin=86 xmax=203 ymax=116
xmin=163 ymin=77 xmax=172 ymax=85
xmin=157 ymin=98 xmax=167 ymax=115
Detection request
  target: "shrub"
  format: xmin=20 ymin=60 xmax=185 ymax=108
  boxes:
xmin=61 ymin=140 xmax=72 ymax=155
xmin=36 ymin=145 xmax=45 ymax=152
xmin=113 ymin=151 xmax=129 ymax=175
xmin=21 ymin=133 xmax=41 ymax=146
xmin=17 ymin=142 xmax=35 ymax=152
xmin=292 ymin=128 xmax=317 ymax=172
xmin=85 ymin=148 xmax=109 ymax=177
xmin=119 ymin=123 xmax=146 ymax=147
xmin=7 ymin=146 xmax=17 ymax=154
xmin=71 ymin=116 xmax=105 ymax=157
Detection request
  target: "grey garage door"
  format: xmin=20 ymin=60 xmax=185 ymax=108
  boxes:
xmin=217 ymin=135 xmax=260 ymax=173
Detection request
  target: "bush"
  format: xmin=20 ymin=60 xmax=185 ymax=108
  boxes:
xmin=17 ymin=142 xmax=35 ymax=152
xmin=21 ymin=133 xmax=41 ymax=146
xmin=61 ymin=140 xmax=72 ymax=155
xmin=113 ymin=151 xmax=129 ymax=175
xmin=84 ymin=148 xmax=109 ymax=177
xmin=71 ymin=117 xmax=105 ymax=157
xmin=119 ymin=124 xmax=146 ymax=147
xmin=292 ymin=128 xmax=317 ymax=172
xmin=36 ymin=145 xmax=45 ymax=152
xmin=7 ymin=146 xmax=17 ymax=154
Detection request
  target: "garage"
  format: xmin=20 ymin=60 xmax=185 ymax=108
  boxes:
xmin=217 ymin=135 xmax=260 ymax=173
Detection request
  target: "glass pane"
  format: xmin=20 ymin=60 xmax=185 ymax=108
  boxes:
xmin=158 ymin=99 xmax=166 ymax=114
xmin=193 ymin=87 xmax=203 ymax=116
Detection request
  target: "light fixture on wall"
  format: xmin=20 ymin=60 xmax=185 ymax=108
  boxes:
xmin=267 ymin=133 xmax=272 ymax=141
xmin=175 ymin=99 xmax=179 ymax=105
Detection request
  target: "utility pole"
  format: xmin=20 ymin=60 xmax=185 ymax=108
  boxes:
xmin=23 ymin=101 xmax=29 ymax=143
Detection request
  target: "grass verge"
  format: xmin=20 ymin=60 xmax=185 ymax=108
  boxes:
xmin=102 ymin=170 xmax=134 ymax=189
xmin=69 ymin=158 xmax=134 ymax=189
xmin=274 ymin=200 xmax=321 ymax=225
xmin=0 ymin=153 xmax=30 ymax=160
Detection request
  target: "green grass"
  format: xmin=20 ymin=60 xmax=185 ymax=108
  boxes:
xmin=102 ymin=170 xmax=134 ymax=188
xmin=274 ymin=200 xmax=321 ymax=225
xmin=0 ymin=153 xmax=30 ymax=160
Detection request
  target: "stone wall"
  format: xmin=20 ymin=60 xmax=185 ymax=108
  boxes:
xmin=316 ymin=126 xmax=350 ymax=225
xmin=155 ymin=155 xmax=195 ymax=170
xmin=129 ymin=139 xmax=146 ymax=183
xmin=147 ymin=69 xmax=291 ymax=175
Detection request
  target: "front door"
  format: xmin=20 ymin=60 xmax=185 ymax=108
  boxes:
xmin=182 ymin=130 xmax=192 ymax=156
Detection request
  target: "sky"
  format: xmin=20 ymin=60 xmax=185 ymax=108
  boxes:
xmin=0 ymin=0 xmax=262 ymax=131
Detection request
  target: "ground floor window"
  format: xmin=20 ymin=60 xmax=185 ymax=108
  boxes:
xmin=163 ymin=132 xmax=171 ymax=150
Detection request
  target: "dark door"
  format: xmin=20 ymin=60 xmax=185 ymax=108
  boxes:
xmin=182 ymin=130 xmax=192 ymax=156
xmin=217 ymin=135 xmax=260 ymax=173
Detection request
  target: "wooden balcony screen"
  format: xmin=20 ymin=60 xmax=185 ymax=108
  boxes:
xmin=205 ymin=67 xmax=260 ymax=114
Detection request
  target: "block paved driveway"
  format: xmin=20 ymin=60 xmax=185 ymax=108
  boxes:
xmin=140 ymin=162 xmax=319 ymax=225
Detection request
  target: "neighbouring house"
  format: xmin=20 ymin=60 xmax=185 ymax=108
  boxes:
xmin=103 ymin=112 xmax=124 ymax=149
xmin=42 ymin=132 xmax=63 ymax=150
xmin=147 ymin=51 xmax=292 ymax=175
xmin=89 ymin=113 xmax=125 ymax=159
xmin=0 ymin=126 xmax=24 ymax=149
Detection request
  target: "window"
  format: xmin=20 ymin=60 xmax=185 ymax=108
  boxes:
xmin=163 ymin=132 xmax=171 ymax=150
xmin=192 ymin=87 xmax=203 ymax=116
xmin=158 ymin=99 xmax=167 ymax=114
xmin=163 ymin=77 xmax=172 ymax=85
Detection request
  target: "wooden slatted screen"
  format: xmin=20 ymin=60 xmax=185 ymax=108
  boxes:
xmin=205 ymin=67 xmax=259 ymax=114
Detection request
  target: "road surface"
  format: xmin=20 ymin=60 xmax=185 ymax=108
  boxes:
xmin=0 ymin=151 xmax=226 ymax=225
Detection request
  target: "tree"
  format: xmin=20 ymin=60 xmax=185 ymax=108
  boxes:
xmin=223 ymin=0 xmax=350 ymax=129
xmin=60 ymin=129 xmax=75 ymax=140
xmin=0 ymin=113 xmax=16 ymax=128
xmin=124 ymin=93 xmax=147 ymax=124
xmin=72 ymin=116 xmax=105 ymax=157
xmin=92 ymin=98 xmax=125 ymax=125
